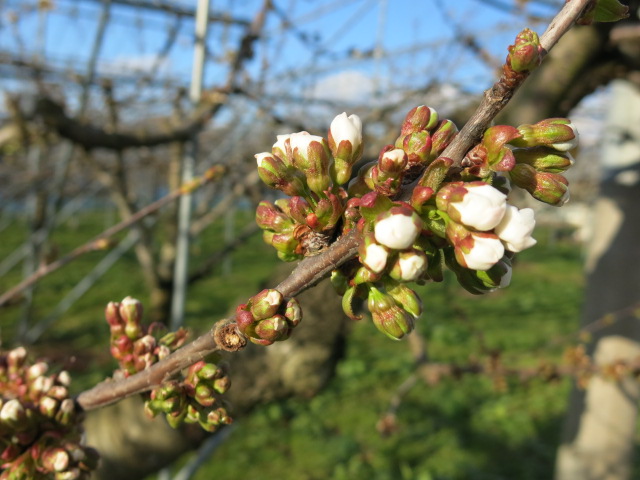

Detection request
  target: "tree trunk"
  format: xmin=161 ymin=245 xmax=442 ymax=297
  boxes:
xmin=555 ymin=80 xmax=640 ymax=480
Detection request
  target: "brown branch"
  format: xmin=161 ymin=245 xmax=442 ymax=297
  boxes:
xmin=0 ymin=166 xmax=226 ymax=309
xmin=75 ymin=230 xmax=360 ymax=411
xmin=76 ymin=0 xmax=251 ymax=26
xmin=32 ymin=0 xmax=271 ymax=151
xmin=35 ymin=96 xmax=226 ymax=151
xmin=74 ymin=0 xmax=591 ymax=412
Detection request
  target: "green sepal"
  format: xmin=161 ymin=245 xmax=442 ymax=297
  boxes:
xmin=342 ymin=285 xmax=364 ymax=320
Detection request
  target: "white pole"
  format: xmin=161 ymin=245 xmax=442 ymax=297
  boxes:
xmin=170 ymin=0 xmax=211 ymax=330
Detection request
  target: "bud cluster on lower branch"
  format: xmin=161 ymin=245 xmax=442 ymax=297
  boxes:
xmin=0 ymin=347 xmax=99 ymax=480
xmin=104 ymin=297 xmax=233 ymax=433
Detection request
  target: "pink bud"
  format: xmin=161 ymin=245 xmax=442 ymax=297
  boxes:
xmin=400 ymin=105 xmax=438 ymax=135
xmin=507 ymin=28 xmax=542 ymax=72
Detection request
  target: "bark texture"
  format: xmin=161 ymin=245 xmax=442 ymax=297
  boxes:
xmin=555 ymin=80 xmax=640 ymax=480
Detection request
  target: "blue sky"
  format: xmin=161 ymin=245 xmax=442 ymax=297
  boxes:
xmin=0 ymin=0 xmax=564 ymax=101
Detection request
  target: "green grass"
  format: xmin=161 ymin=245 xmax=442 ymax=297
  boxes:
xmin=1 ymin=213 xmax=586 ymax=479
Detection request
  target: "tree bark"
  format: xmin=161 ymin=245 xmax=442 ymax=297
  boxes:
xmin=555 ymin=80 xmax=640 ymax=480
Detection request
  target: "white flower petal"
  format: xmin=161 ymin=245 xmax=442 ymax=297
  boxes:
xmin=495 ymin=206 xmax=537 ymax=252
xmin=331 ymin=112 xmax=362 ymax=147
xmin=374 ymin=214 xmax=420 ymax=250
xmin=255 ymin=152 xmax=273 ymax=166
xmin=453 ymin=184 xmax=507 ymax=231
xmin=461 ymin=234 xmax=504 ymax=271
xmin=363 ymin=243 xmax=389 ymax=273
xmin=398 ymin=254 xmax=426 ymax=281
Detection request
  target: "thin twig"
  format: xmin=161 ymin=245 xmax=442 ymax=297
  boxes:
xmin=435 ymin=0 xmax=591 ymax=169
xmin=0 ymin=166 xmax=225 ymax=308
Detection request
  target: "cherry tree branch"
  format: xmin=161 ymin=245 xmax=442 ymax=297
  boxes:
xmin=75 ymin=0 xmax=591 ymax=412
xmin=438 ymin=0 xmax=591 ymax=168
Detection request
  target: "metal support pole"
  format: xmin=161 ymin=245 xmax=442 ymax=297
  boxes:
xmin=170 ymin=0 xmax=210 ymax=330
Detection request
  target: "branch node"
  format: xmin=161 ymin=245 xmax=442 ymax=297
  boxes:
xmin=214 ymin=320 xmax=247 ymax=352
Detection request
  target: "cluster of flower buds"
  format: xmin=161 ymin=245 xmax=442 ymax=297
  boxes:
xmin=105 ymin=297 xmax=188 ymax=376
xmin=255 ymin=113 xmax=363 ymax=260
xmin=350 ymin=106 xmax=457 ymax=197
xmin=0 ymin=347 xmax=99 ymax=480
xmin=105 ymin=297 xmax=232 ymax=433
xmin=463 ymin=117 xmax=576 ymax=207
xmin=508 ymin=118 xmax=577 ymax=205
xmin=235 ymin=289 xmax=302 ymax=346
xmin=144 ymin=360 xmax=232 ymax=432
xmin=253 ymin=101 xmax=578 ymax=340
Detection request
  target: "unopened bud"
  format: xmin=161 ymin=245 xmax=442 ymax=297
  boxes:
xmin=446 ymin=221 xmax=504 ymax=271
xmin=55 ymin=398 xmax=76 ymax=426
xmin=0 ymin=399 xmax=26 ymax=428
xmin=330 ymin=268 xmax=349 ymax=296
xmin=284 ymin=298 xmax=303 ymax=327
xmin=510 ymin=118 xmax=578 ymax=152
xmin=389 ymin=249 xmax=428 ymax=282
xmin=262 ymin=230 xmax=300 ymax=257
xmin=430 ymin=120 xmax=458 ymax=160
xmin=255 ymin=201 xmax=292 ymax=232
xmin=374 ymin=206 xmax=423 ymax=250
xmin=401 ymin=131 xmax=432 ymax=166
xmin=41 ymin=447 xmax=69 ymax=473
xmin=400 ymin=105 xmax=438 ymax=135
xmin=378 ymin=146 xmax=408 ymax=176
xmin=256 ymin=152 xmax=308 ymax=197
xmin=194 ymin=383 xmax=216 ymax=407
xmin=314 ymin=192 xmax=344 ymax=231
xmin=509 ymin=163 xmax=570 ymax=206
xmin=250 ymin=289 xmax=283 ymax=320
xmin=329 ymin=112 xmax=363 ymax=185
xmin=507 ymin=28 xmax=542 ymax=72
xmin=436 ymin=181 xmax=507 ymax=231
xmin=119 ymin=297 xmax=144 ymax=340
xmin=290 ymin=132 xmax=333 ymax=195
xmin=513 ymin=147 xmax=574 ymax=173
xmin=27 ymin=361 xmax=48 ymax=380
xmin=7 ymin=347 xmax=27 ymax=371
xmin=213 ymin=375 xmax=231 ymax=395
xmin=367 ymin=286 xmax=415 ymax=340
xmin=384 ymin=280 xmax=423 ymax=318
xmin=39 ymin=396 xmax=59 ymax=418
xmin=254 ymin=315 xmax=289 ymax=344
xmin=358 ymin=234 xmax=390 ymax=274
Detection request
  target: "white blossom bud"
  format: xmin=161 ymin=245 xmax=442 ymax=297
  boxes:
xmin=330 ymin=113 xmax=362 ymax=151
xmin=460 ymin=233 xmax=505 ymax=271
xmin=437 ymin=182 xmax=507 ymax=231
xmin=362 ymin=243 xmax=389 ymax=273
xmin=374 ymin=207 xmax=422 ymax=250
xmin=495 ymin=205 xmax=537 ymax=252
